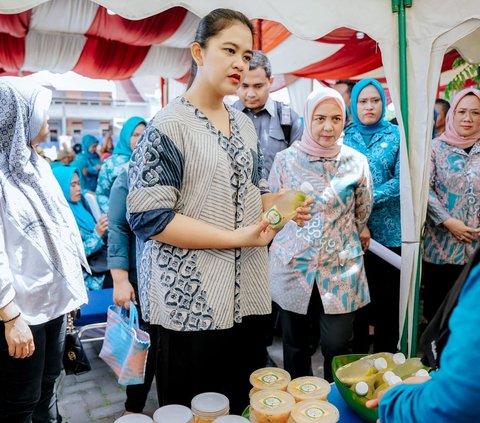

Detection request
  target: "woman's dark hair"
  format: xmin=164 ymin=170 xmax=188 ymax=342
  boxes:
xmin=187 ymin=8 xmax=254 ymax=88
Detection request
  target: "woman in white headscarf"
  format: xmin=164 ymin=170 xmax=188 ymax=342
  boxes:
xmin=0 ymin=79 xmax=88 ymax=422
xmin=269 ymin=86 xmax=373 ymax=381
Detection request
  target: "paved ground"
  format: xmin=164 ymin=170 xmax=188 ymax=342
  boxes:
xmin=57 ymin=335 xmax=324 ymax=422
xmin=57 ymin=340 xmax=158 ymax=423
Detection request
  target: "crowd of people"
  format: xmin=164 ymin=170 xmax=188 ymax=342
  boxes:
xmin=1 ymin=6 xmax=479 ymax=423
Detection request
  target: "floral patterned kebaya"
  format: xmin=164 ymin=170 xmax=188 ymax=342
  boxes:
xmin=269 ymin=143 xmax=373 ymax=315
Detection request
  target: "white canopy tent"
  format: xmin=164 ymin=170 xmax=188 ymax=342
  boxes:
xmin=2 ymin=0 xmax=480 ymax=353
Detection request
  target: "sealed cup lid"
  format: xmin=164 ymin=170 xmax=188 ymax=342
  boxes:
xmin=290 ymin=400 xmax=339 ymax=423
xmin=153 ymin=404 xmax=193 ymax=423
xmin=213 ymin=416 xmax=249 ymax=422
xmin=250 ymin=389 xmax=295 ymax=416
xmin=250 ymin=367 xmax=291 ymax=390
xmin=115 ymin=415 xmax=153 ymax=423
xmin=287 ymin=376 xmax=331 ymax=401
xmin=191 ymin=392 xmax=229 ymax=416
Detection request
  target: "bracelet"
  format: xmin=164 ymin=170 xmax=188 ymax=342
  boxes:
xmin=3 ymin=312 xmax=21 ymax=324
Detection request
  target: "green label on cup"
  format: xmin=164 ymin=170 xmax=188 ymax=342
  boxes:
xmin=265 ymin=207 xmax=282 ymax=225
xmin=260 ymin=373 xmax=279 ymax=384
xmin=263 ymin=396 xmax=283 ymax=408
xmin=299 ymin=382 xmax=318 ymax=393
xmin=303 ymin=407 xmax=327 ymax=419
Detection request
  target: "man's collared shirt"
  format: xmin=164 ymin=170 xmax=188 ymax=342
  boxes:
xmin=233 ymin=97 xmax=303 ymax=176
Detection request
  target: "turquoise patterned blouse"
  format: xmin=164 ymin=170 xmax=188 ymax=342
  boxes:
xmin=96 ymin=155 xmax=129 ymax=214
xmin=79 ymin=227 xmax=105 ymax=290
xmin=343 ymin=123 xmax=401 ymax=247
xmin=268 ymin=143 xmax=373 ymax=315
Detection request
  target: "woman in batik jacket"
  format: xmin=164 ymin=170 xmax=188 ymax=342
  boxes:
xmin=269 ymin=86 xmax=373 ymax=382
xmin=423 ymin=88 xmax=480 ymax=322
xmin=126 ymin=8 xmax=310 ymax=413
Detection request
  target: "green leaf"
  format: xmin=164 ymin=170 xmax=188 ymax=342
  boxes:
xmin=453 ymin=57 xmax=466 ymax=68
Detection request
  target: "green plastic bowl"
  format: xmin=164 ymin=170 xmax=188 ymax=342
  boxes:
xmin=332 ymin=354 xmax=378 ymax=423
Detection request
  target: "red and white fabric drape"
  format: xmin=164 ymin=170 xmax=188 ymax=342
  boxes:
xmin=0 ymin=0 xmax=462 ymax=82
xmin=0 ymin=0 xmax=197 ymax=79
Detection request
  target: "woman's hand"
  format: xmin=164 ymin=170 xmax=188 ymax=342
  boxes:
xmin=4 ymin=316 xmax=35 ymax=359
xmin=292 ymin=196 xmax=314 ymax=227
xmin=443 ymin=218 xmax=480 ymax=243
xmin=234 ymin=219 xmax=277 ymax=247
xmin=113 ymin=279 xmax=136 ymax=310
xmin=360 ymin=226 xmax=371 ymax=251
xmin=95 ymin=215 xmax=109 ymax=237
xmin=365 ymin=375 xmax=431 ymax=420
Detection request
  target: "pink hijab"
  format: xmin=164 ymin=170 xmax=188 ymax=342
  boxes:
xmin=296 ymin=86 xmax=346 ymax=158
xmin=439 ymin=87 xmax=480 ymax=149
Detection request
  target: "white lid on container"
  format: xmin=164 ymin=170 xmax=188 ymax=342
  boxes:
xmin=287 ymin=376 xmax=331 ymax=401
xmin=115 ymin=414 xmax=153 ymax=423
xmin=300 ymin=181 xmax=314 ymax=193
xmin=153 ymin=404 xmax=193 ymax=423
xmin=415 ymin=369 xmax=429 ymax=378
xmin=213 ymin=416 xmax=249 ymax=422
xmin=249 ymin=367 xmax=291 ymax=390
xmin=374 ymin=358 xmax=388 ymax=371
xmin=354 ymin=381 xmax=369 ymax=396
xmin=383 ymin=371 xmax=395 ymax=384
xmin=191 ymin=392 xmax=229 ymax=416
xmin=393 ymin=352 xmax=406 ymax=365
xmin=290 ymin=399 xmax=340 ymax=423
xmin=250 ymin=389 xmax=296 ymax=416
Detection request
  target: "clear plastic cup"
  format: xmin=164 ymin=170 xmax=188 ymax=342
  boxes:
xmin=250 ymin=367 xmax=291 ymax=392
xmin=289 ymin=400 xmax=339 ymax=423
xmin=286 ymin=376 xmax=331 ymax=402
xmin=250 ymin=389 xmax=295 ymax=423
xmin=191 ymin=392 xmax=229 ymax=423
xmin=153 ymin=404 xmax=193 ymax=423
xmin=249 ymin=387 xmax=260 ymax=399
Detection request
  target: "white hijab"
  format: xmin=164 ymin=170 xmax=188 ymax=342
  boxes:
xmin=0 ymin=79 xmax=88 ymax=302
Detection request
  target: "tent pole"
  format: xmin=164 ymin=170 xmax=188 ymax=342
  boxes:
xmin=392 ymin=0 xmax=411 ymax=146
xmin=392 ymin=0 xmax=420 ymax=357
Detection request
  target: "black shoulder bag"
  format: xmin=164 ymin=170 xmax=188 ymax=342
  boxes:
xmin=63 ymin=310 xmax=91 ymax=375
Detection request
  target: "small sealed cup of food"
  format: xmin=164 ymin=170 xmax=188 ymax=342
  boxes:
xmin=250 ymin=368 xmax=291 ymax=392
xmin=191 ymin=392 xmax=229 ymax=423
xmin=250 ymin=389 xmax=295 ymax=423
xmin=289 ymin=400 xmax=339 ymax=423
xmin=287 ymin=376 xmax=331 ymax=402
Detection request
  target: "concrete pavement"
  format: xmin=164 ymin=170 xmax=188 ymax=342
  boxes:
xmin=57 ymin=340 xmax=158 ymax=423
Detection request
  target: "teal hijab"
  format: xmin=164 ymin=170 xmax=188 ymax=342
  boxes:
xmin=350 ymin=78 xmax=390 ymax=137
xmin=52 ymin=165 xmax=96 ymax=233
xmin=81 ymin=134 xmax=100 ymax=158
xmin=113 ymin=116 xmax=146 ymax=158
